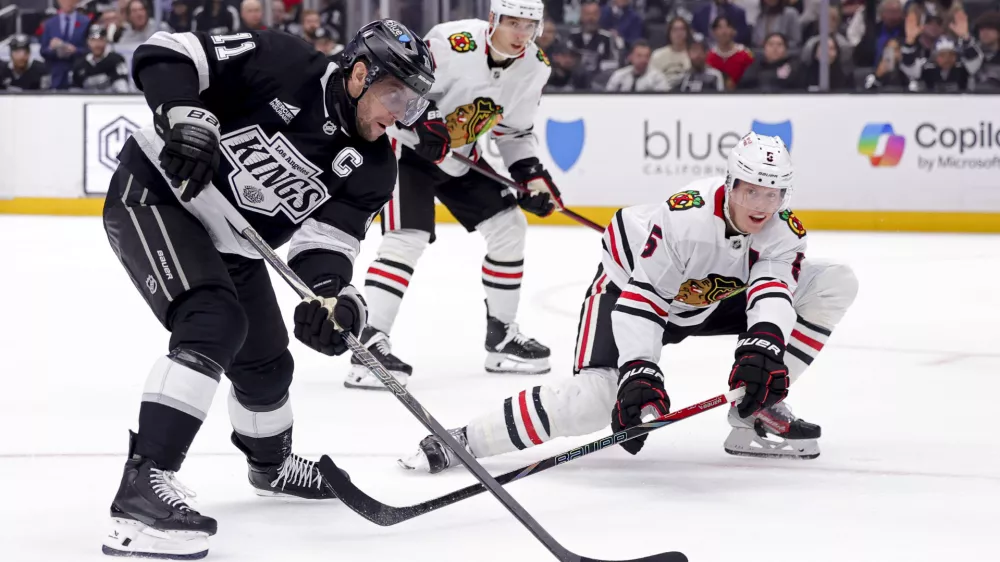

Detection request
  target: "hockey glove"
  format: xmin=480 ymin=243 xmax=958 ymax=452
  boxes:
xmin=612 ymin=360 xmax=670 ymax=455
xmin=293 ymin=286 xmax=368 ymax=356
xmin=407 ymin=102 xmax=451 ymax=164
xmin=729 ymin=323 xmax=790 ymax=418
xmin=154 ymin=105 xmax=221 ymax=202
xmin=510 ymin=158 xmax=563 ymax=217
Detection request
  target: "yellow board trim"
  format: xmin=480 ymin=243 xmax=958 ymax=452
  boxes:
xmin=2 ymin=198 xmax=999 ymax=233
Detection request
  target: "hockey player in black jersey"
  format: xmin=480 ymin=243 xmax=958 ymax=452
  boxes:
xmin=0 ymin=34 xmax=51 ymax=91
xmin=71 ymin=25 xmax=130 ymax=93
xmin=100 ymin=20 xmax=435 ymax=559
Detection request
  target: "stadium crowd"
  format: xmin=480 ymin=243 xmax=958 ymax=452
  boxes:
xmin=1 ymin=0 xmax=998 ymax=93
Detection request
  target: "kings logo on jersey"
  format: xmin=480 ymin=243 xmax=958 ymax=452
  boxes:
xmin=779 ymin=209 xmax=806 ymax=238
xmin=675 ymin=274 xmax=746 ymax=306
xmin=667 ymin=190 xmax=705 ymax=211
xmin=446 ymin=97 xmax=503 ymax=147
xmin=448 ymin=32 xmax=477 ymax=53
xmin=221 ymin=125 xmax=330 ymax=223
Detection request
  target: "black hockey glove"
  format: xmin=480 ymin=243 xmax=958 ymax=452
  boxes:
xmin=729 ymin=323 xmax=790 ymax=418
xmin=293 ymin=286 xmax=367 ymax=356
xmin=509 ymin=158 xmax=563 ymax=218
xmin=612 ymin=360 xmax=670 ymax=455
xmin=406 ymin=102 xmax=450 ymax=164
xmin=154 ymin=105 xmax=221 ymax=202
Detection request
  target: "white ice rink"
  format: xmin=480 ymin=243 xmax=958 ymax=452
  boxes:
xmin=1 ymin=215 xmax=998 ymax=562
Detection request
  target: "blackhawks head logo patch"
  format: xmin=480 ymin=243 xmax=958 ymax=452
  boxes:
xmin=676 ymin=274 xmax=746 ymax=306
xmin=779 ymin=209 xmax=806 ymax=238
xmin=445 ymin=97 xmax=503 ymax=147
xmin=448 ymin=32 xmax=477 ymax=53
xmin=667 ymin=190 xmax=705 ymax=211
xmin=536 ymin=48 xmax=550 ymax=66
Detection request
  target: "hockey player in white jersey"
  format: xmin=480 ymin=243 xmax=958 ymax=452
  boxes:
xmin=346 ymin=0 xmax=563 ymax=389
xmin=400 ymin=132 xmax=859 ymax=472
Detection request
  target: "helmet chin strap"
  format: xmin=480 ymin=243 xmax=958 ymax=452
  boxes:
xmin=486 ymin=15 xmax=532 ymax=59
xmin=327 ymin=67 xmax=362 ymax=137
xmin=723 ymin=183 xmax=749 ymax=236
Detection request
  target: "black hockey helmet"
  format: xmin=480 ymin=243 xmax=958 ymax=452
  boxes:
xmin=340 ymin=19 xmax=436 ymax=126
xmin=9 ymin=34 xmax=30 ymax=52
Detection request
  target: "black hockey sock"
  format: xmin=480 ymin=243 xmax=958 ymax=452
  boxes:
xmin=135 ymin=402 xmax=203 ymax=471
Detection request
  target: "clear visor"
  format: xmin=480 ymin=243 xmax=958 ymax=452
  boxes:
xmin=488 ymin=15 xmax=540 ymax=57
xmin=369 ymin=76 xmax=431 ymax=127
xmin=730 ymin=184 xmax=789 ymax=214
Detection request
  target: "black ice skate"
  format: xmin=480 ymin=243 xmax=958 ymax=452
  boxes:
xmin=724 ymin=402 xmax=822 ymax=459
xmin=484 ymin=314 xmax=551 ymax=374
xmin=230 ymin=432 xmax=341 ymax=500
xmin=103 ymin=432 xmax=217 ymax=560
xmin=397 ymin=426 xmax=474 ymax=474
xmin=345 ymin=326 xmax=412 ymax=390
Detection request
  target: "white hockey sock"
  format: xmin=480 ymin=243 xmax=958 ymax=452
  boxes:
xmin=363 ymin=229 xmax=429 ymax=333
xmin=477 ymin=208 xmax=527 ymax=324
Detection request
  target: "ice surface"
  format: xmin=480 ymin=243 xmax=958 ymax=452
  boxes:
xmin=0 ymin=215 xmax=997 ymax=562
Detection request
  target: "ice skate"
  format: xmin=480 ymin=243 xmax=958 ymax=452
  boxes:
xmin=398 ymin=427 xmax=474 ymax=474
xmin=484 ymin=315 xmax=550 ymax=374
xmin=103 ymin=432 xmax=216 ymax=559
xmin=229 ymin=432 xmax=342 ymax=499
xmin=724 ymin=402 xmax=821 ymax=459
xmin=345 ymin=326 xmax=412 ymax=390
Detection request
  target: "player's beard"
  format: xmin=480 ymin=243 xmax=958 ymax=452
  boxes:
xmin=355 ymin=94 xmax=386 ymax=142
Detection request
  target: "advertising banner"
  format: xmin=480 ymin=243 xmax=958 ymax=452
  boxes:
xmin=83 ymin=100 xmax=152 ymax=195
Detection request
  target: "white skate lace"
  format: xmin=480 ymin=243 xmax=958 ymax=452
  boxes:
xmin=149 ymin=469 xmax=196 ymax=512
xmin=271 ymin=455 xmax=323 ymax=490
xmin=496 ymin=322 xmax=533 ymax=350
xmin=366 ymin=332 xmax=393 ymax=357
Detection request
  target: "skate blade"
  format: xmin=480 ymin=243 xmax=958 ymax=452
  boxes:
xmin=484 ymin=353 xmax=551 ymax=374
xmin=396 ymin=450 xmax=430 ymax=472
xmin=344 ymin=366 xmax=409 ymax=390
xmin=252 ymin=488 xmax=337 ymax=501
xmin=725 ymin=446 xmax=821 ymax=460
xmin=724 ymin=431 xmax=820 ymax=460
xmin=103 ymin=518 xmax=209 ymax=560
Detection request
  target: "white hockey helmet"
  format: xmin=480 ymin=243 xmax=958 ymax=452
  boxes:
xmin=487 ymin=0 xmax=545 ymax=58
xmin=724 ymin=132 xmax=794 ymax=230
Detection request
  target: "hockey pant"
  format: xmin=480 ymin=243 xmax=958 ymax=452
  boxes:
xmin=365 ymin=145 xmax=526 ymax=332
xmin=103 ymin=166 xmax=295 ymax=471
xmin=464 ymin=259 xmax=859 ymax=458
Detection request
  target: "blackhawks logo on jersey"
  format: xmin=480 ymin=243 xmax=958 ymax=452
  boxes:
xmin=779 ymin=209 xmax=806 ymax=238
xmin=445 ymin=97 xmax=503 ymax=147
xmin=676 ymin=274 xmax=746 ymax=307
xmin=448 ymin=32 xmax=477 ymax=53
xmin=536 ymin=48 xmax=550 ymax=66
xmin=667 ymin=190 xmax=705 ymax=211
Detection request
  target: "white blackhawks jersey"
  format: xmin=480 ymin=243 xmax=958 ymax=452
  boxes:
xmin=408 ymin=18 xmax=551 ymax=177
xmin=604 ymin=177 xmax=808 ymax=366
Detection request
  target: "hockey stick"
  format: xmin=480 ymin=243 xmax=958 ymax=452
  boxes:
xmin=393 ymin=129 xmax=605 ymax=232
xmin=198 ymin=184 xmax=687 ymax=562
xmin=316 ymin=387 xmax=744 ymax=527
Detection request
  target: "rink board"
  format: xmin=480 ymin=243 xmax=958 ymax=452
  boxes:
xmin=1 ymin=93 xmax=998 ymax=232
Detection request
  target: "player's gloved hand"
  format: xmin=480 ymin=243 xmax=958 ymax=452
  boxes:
xmin=407 ymin=102 xmax=450 ymax=164
xmin=729 ymin=323 xmax=789 ymax=418
xmin=612 ymin=360 xmax=670 ymax=455
xmin=292 ymin=286 xmax=367 ymax=356
xmin=153 ymin=105 xmax=221 ymax=202
xmin=510 ymin=158 xmax=563 ymax=217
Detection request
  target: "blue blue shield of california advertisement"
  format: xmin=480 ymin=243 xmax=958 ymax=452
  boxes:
xmin=545 ymin=118 xmax=585 ymax=172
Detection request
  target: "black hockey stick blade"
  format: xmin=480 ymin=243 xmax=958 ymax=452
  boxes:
xmin=319 ymin=456 xmax=687 ymax=562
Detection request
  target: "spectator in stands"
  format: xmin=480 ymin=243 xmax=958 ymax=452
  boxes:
xmin=270 ymin=0 xmax=291 ymax=33
xmin=901 ymin=7 xmax=979 ymax=81
xmin=39 ymin=0 xmax=90 ymax=90
xmin=71 ymin=24 xmax=129 ymax=92
xmin=803 ymin=36 xmax=854 ymax=89
xmin=239 ymin=0 xmax=265 ymax=31
xmin=692 ymin=0 xmax=752 ymax=46
xmin=537 ymin=16 xmax=561 ymax=53
xmin=118 ymin=0 xmax=171 ymax=45
xmin=706 ymin=15 xmax=754 ymax=89
xmin=606 ymin=39 xmax=670 ymax=90
xmin=567 ymin=0 xmax=625 ymax=81
xmin=312 ymin=27 xmax=342 ymax=56
xmin=193 ymin=0 xmax=240 ymax=35
xmin=863 ymin=37 xmax=910 ymax=89
xmin=676 ymin=39 xmax=726 ymax=91
xmin=297 ymin=9 xmax=322 ymax=43
xmin=651 ymin=16 xmax=693 ymax=89
xmin=851 ymin=0 xmax=905 ymax=67
xmin=319 ymin=0 xmax=344 ymax=42
xmin=753 ymin=0 xmax=802 ymax=49
xmin=98 ymin=8 xmax=124 ymax=42
xmin=600 ymin=0 xmax=644 ymax=47
xmin=973 ymin=11 xmax=1000 ymax=90
xmin=0 ymin=34 xmax=51 ymax=90
xmin=545 ymin=43 xmax=592 ymax=91
xmin=910 ymin=36 xmax=983 ymax=91
xmin=900 ymin=9 xmax=947 ymax=64
xmin=167 ymin=0 xmax=193 ymax=33
xmin=802 ymin=6 xmax=853 ymax=66
xmin=740 ymin=32 xmax=802 ymax=89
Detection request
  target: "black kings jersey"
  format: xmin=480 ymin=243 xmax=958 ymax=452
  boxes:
xmin=0 ymin=60 xmax=51 ymax=91
xmin=71 ymin=51 xmax=130 ymax=92
xmin=118 ymin=29 xmax=397 ymax=296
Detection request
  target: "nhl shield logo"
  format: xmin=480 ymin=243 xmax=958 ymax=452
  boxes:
xmin=751 ymin=120 xmax=793 ymax=151
xmin=545 ymin=118 xmax=585 ymax=172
